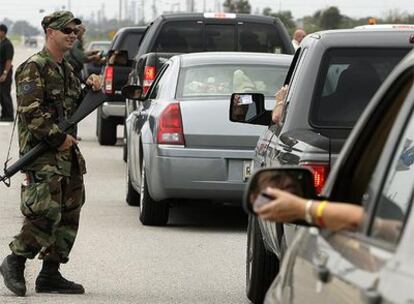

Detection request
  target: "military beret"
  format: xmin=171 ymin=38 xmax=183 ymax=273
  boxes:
xmin=41 ymin=11 xmax=81 ymax=31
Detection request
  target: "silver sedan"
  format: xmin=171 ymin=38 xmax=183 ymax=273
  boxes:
xmin=125 ymin=52 xmax=292 ymax=226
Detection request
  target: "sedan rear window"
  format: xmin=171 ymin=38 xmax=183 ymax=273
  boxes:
xmin=177 ymin=64 xmax=288 ymax=98
xmin=310 ymin=48 xmax=410 ymax=128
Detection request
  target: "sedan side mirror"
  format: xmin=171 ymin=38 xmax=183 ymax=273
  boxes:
xmin=121 ymin=85 xmax=144 ymax=101
xmin=229 ymin=93 xmax=271 ymax=126
xmin=244 ymin=168 xmax=317 ymax=219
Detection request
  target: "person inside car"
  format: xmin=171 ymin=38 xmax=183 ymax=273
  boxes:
xmin=253 ymin=186 xmax=402 ymax=243
xmin=271 ymin=84 xmax=289 ymax=124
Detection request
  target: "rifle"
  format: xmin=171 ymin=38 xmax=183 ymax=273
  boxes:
xmin=0 ymin=90 xmax=108 ymax=186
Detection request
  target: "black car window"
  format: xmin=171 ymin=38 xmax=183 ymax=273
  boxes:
xmin=119 ymin=32 xmax=144 ymax=59
xmin=310 ymin=48 xmax=410 ymax=128
xmin=333 ymin=70 xmax=414 ymax=205
xmin=286 ymin=48 xmax=308 ymax=103
xmin=370 ymin=97 xmax=414 ymax=245
xmin=206 ymin=24 xmax=235 ymax=51
xmin=153 ymin=21 xmax=203 ymax=53
xmin=281 ymin=48 xmax=308 ymax=124
xmin=238 ymin=23 xmax=284 ymax=54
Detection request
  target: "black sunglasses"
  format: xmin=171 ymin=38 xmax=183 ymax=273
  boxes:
xmin=59 ymin=27 xmax=80 ymax=35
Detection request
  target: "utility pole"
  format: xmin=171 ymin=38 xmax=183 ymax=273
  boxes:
xmin=67 ymin=0 xmax=71 ymax=11
xmin=124 ymin=0 xmax=129 ymax=21
xmin=187 ymin=0 xmax=194 ymax=12
xmin=119 ymin=0 xmax=123 ymax=22
xmin=102 ymin=3 xmax=106 ymax=21
xmin=140 ymin=0 xmax=145 ymax=24
xmin=152 ymin=0 xmax=157 ymax=20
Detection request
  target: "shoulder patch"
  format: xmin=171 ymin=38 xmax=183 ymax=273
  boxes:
xmin=21 ymin=81 xmax=37 ymax=94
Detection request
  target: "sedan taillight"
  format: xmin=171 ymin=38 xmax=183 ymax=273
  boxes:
xmin=157 ymin=103 xmax=185 ymax=145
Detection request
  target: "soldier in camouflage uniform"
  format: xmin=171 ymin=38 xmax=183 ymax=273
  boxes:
xmin=65 ymin=24 xmax=102 ymax=80
xmin=0 ymin=11 xmax=101 ymax=297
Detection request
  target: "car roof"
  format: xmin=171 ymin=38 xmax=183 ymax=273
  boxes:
xmin=156 ymin=12 xmax=278 ymax=24
xmin=177 ymin=52 xmax=293 ymax=67
xmin=115 ymin=26 xmax=147 ymax=35
xmin=354 ymin=24 xmax=414 ymax=29
xmin=304 ymin=28 xmax=414 ymax=47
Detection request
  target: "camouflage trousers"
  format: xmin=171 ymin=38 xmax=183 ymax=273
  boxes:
xmin=9 ymin=170 xmax=85 ymax=263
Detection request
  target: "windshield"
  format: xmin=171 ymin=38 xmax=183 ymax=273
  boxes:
xmin=310 ymin=47 xmax=410 ymax=128
xmin=177 ymin=64 xmax=288 ymax=98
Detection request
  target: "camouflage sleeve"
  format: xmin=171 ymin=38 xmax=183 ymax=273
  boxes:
xmin=16 ymin=62 xmax=66 ymax=148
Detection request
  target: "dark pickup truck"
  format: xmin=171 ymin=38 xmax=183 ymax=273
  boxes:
xmin=97 ymin=26 xmax=146 ymax=145
xmin=121 ymin=12 xmax=295 ymax=159
xmin=129 ymin=12 xmax=295 ymax=95
xmin=230 ymin=28 xmax=414 ymax=303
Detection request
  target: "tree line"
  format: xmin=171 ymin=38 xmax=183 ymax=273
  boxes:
xmin=223 ymin=0 xmax=414 ymax=35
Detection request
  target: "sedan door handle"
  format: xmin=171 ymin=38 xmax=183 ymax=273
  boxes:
xmin=314 ymin=264 xmax=330 ymax=283
xmin=361 ymin=288 xmax=382 ymax=304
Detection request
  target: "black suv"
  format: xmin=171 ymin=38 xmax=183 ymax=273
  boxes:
xmin=262 ymin=48 xmax=414 ymax=304
xmin=97 ymin=26 xmax=146 ymax=146
xmin=230 ymin=28 xmax=414 ymax=303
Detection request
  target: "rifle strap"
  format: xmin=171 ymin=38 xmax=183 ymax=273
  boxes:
xmin=3 ymin=114 xmax=18 ymax=176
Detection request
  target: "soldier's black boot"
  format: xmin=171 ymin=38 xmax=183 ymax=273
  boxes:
xmin=35 ymin=261 xmax=85 ymax=294
xmin=0 ymin=253 xmax=27 ymax=296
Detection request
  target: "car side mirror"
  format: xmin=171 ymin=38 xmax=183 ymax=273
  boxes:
xmin=121 ymin=85 xmax=144 ymax=101
xmin=106 ymin=50 xmax=129 ymax=66
xmin=244 ymin=168 xmax=317 ymax=222
xmin=229 ymin=93 xmax=271 ymax=126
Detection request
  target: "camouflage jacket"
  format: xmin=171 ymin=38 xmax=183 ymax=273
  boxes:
xmin=65 ymin=39 xmax=86 ymax=77
xmin=15 ymin=48 xmax=86 ymax=176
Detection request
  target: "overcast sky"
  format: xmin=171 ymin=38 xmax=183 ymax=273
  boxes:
xmin=1 ymin=0 xmax=414 ymax=27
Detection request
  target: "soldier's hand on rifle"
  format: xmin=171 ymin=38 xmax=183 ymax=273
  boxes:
xmin=86 ymin=74 xmax=102 ymax=91
xmin=58 ymin=134 xmax=78 ymax=151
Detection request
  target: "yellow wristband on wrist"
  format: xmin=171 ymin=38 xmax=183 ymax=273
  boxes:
xmin=316 ymin=200 xmax=328 ymax=228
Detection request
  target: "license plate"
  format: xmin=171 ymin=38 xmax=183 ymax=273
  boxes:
xmin=243 ymin=160 xmax=254 ymax=181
